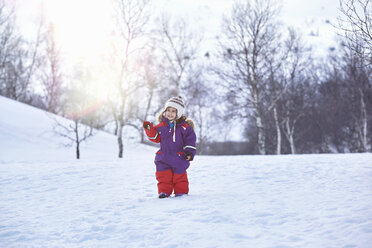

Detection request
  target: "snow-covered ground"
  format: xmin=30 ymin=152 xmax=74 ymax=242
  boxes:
xmin=1 ymin=96 xmax=372 ymax=247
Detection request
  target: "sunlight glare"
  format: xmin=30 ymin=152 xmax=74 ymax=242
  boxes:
xmin=42 ymin=0 xmax=115 ymax=62
xmin=41 ymin=0 xmax=121 ymax=105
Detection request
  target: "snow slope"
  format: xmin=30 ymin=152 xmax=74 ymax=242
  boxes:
xmin=0 ymin=96 xmax=143 ymax=163
xmin=1 ymin=96 xmax=372 ymax=247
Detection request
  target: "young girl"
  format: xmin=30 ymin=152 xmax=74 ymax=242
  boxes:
xmin=143 ymin=96 xmax=197 ymax=198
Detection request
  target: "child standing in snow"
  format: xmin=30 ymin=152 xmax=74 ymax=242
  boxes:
xmin=143 ymin=96 xmax=197 ymax=198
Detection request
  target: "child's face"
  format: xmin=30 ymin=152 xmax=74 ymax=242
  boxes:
xmin=165 ymin=107 xmax=177 ymax=121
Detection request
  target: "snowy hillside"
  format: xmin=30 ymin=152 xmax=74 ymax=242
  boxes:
xmin=0 ymin=96 xmax=149 ymax=163
xmin=1 ymin=96 xmax=372 ymax=247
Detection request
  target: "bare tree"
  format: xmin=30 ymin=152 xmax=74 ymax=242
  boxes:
xmin=53 ymin=67 xmax=104 ymax=159
xmin=40 ymin=24 xmax=64 ymax=114
xmin=53 ymin=86 xmax=94 ymax=160
xmin=341 ymin=42 xmax=371 ymax=152
xmin=0 ymin=2 xmax=17 ymax=96
xmin=336 ymin=0 xmax=371 ymax=152
xmin=0 ymin=3 xmax=24 ymax=100
xmin=53 ymin=117 xmax=94 ymax=160
xmin=337 ymin=0 xmax=372 ymax=62
xmin=154 ymin=15 xmax=201 ymax=98
xmin=183 ymin=63 xmax=214 ymax=154
xmin=136 ymin=52 xmax=163 ymax=143
xmin=0 ymin=3 xmax=44 ymax=104
xmin=217 ymin=0 xmax=281 ymax=154
xmin=278 ymin=28 xmax=313 ymax=154
xmin=111 ymin=0 xmax=150 ymax=158
xmin=264 ymin=28 xmax=299 ymax=155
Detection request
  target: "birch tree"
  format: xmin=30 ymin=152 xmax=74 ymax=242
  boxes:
xmin=341 ymin=42 xmax=371 ymax=152
xmin=217 ymin=0 xmax=281 ymax=154
xmin=337 ymin=0 xmax=371 ymax=152
xmin=279 ymin=28 xmax=313 ymax=154
xmin=337 ymin=0 xmax=372 ymax=62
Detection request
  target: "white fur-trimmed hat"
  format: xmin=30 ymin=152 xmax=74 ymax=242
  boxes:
xmin=164 ymin=96 xmax=185 ymax=119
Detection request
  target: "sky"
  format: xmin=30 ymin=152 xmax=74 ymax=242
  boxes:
xmin=13 ymin=0 xmax=341 ymax=64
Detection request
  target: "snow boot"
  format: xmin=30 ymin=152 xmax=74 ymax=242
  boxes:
xmin=158 ymin=192 xmax=170 ymax=198
xmin=175 ymin=193 xmax=187 ymax=197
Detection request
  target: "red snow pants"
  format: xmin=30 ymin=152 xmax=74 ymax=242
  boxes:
xmin=155 ymin=169 xmax=189 ymax=195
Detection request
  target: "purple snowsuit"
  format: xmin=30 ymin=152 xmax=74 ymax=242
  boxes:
xmin=152 ymin=116 xmax=197 ymax=174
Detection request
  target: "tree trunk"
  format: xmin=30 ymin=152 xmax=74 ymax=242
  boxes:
xmin=359 ymin=88 xmax=368 ymax=152
xmin=74 ymin=120 xmax=80 ymax=159
xmin=256 ymin=114 xmax=266 ymax=155
xmin=285 ymin=117 xmax=296 ymax=154
xmin=118 ymin=122 xmax=124 ymax=158
xmin=273 ymin=107 xmax=281 ymax=155
xmin=76 ymin=142 xmax=80 ymax=159
xmin=114 ymin=121 xmax=118 ymax=136
xmin=253 ymin=89 xmax=266 ymax=155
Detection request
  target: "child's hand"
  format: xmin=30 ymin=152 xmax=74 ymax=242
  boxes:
xmin=143 ymin=121 xmax=152 ymax=130
xmin=186 ymin=155 xmax=192 ymax=161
